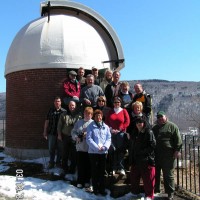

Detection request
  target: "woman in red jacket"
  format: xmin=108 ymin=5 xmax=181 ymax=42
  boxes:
xmin=105 ymin=96 xmax=130 ymax=175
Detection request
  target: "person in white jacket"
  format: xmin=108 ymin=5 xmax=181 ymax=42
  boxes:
xmin=71 ymin=107 xmax=94 ymax=189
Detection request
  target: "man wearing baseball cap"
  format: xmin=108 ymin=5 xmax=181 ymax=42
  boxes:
xmin=63 ymin=70 xmax=81 ymax=106
xmin=91 ymin=66 xmax=100 ymax=85
xmin=152 ymin=111 xmax=182 ymax=200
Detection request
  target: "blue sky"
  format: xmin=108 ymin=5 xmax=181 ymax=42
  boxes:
xmin=1 ymin=0 xmax=200 ymax=92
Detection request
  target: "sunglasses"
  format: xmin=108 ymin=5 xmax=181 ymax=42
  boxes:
xmin=98 ymin=100 xmax=105 ymax=102
xmin=92 ymin=69 xmax=98 ymax=71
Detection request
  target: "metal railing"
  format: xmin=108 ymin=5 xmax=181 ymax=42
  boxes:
xmin=176 ymin=134 xmax=200 ymax=196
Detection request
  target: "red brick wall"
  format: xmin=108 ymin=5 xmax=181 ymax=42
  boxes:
xmin=6 ymin=68 xmax=67 ymax=149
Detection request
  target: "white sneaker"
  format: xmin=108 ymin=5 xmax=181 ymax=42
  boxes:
xmin=85 ymin=186 xmax=93 ymax=193
xmin=112 ymin=170 xmax=116 ymax=175
xmin=119 ymin=169 xmax=125 ymax=175
xmin=77 ymin=184 xmax=82 ymax=188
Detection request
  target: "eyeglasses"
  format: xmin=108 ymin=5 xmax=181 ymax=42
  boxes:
xmin=114 ymin=101 xmax=121 ymax=103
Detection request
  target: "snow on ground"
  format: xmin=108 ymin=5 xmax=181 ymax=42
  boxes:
xmin=0 ymin=152 xmax=133 ymax=200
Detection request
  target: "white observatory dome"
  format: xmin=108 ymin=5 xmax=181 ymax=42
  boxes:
xmin=5 ymin=0 xmax=125 ymax=76
xmin=5 ymin=15 xmax=110 ymax=75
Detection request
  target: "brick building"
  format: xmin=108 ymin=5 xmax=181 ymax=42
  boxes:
xmin=4 ymin=0 xmax=124 ymax=158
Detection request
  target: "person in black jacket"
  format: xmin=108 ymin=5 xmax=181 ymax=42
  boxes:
xmin=118 ymin=81 xmax=133 ymax=113
xmin=105 ymin=70 xmax=121 ymax=108
xmin=43 ymin=97 xmax=66 ymax=169
xmin=128 ymin=117 xmax=156 ymax=200
xmin=132 ymin=83 xmax=152 ymax=120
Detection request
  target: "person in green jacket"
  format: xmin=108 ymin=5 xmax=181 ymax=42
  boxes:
xmin=152 ymin=111 xmax=182 ymax=200
xmin=57 ymin=101 xmax=82 ymax=174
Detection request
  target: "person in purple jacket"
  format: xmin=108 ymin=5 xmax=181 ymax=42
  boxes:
xmin=86 ymin=109 xmax=111 ymax=196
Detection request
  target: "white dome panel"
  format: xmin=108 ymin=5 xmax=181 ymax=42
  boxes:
xmin=5 ymin=15 xmax=110 ymax=75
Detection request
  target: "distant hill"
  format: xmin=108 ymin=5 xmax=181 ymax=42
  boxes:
xmin=127 ymin=80 xmax=200 ymax=132
xmin=1 ymin=79 xmax=200 ymax=131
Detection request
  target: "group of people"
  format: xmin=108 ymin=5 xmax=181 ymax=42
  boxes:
xmin=43 ymin=67 xmax=182 ymax=200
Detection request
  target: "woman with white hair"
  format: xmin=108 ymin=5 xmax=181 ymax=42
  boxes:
xmin=128 ymin=101 xmax=150 ymax=131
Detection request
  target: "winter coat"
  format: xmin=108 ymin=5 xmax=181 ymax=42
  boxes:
xmin=71 ymin=119 xmax=93 ymax=152
xmin=132 ymin=90 xmax=152 ymax=117
xmin=129 ymin=127 xmax=156 ymax=166
xmin=86 ymin=121 xmax=111 ymax=154
xmin=152 ymin=120 xmax=182 ymax=161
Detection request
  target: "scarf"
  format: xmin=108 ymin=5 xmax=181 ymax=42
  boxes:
xmin=131 ymin=112 xmax=143 ymax=118
xmin=114 ymin=107 xmax=123 ymax=114
xmin=95 ymin=121 xmax=103 ymax=128
xmin=121 ymin=90 xmax=129 ymax=94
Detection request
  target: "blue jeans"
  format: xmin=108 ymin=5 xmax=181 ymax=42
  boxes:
xmin=111 ymin=132 xmax=126 ymax=170
xmin=48 ymin=134 xmax=62 ymax=164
